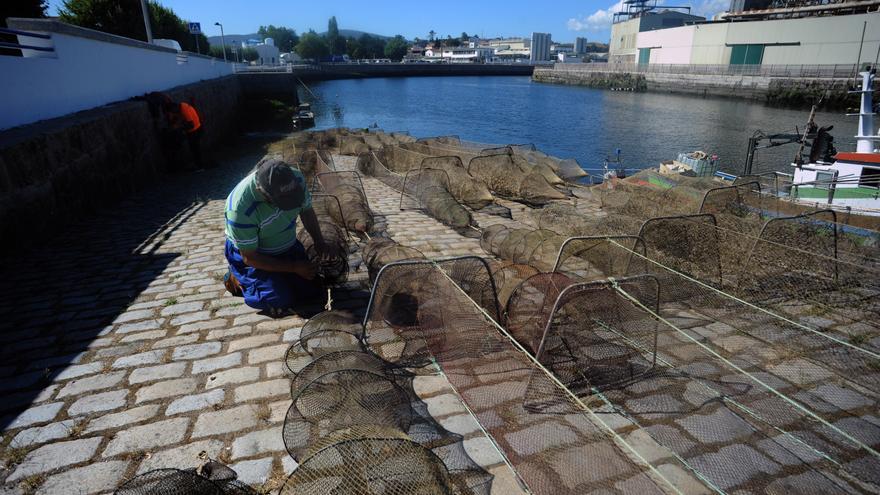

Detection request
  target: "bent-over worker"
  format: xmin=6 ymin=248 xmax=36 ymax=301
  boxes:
xmin=224 ymin=158 xmax=336 ymax=314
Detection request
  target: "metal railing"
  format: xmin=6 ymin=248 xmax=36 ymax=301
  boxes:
xmin=547 ymin=63 xmax=860 ymax=79
xmin=0 ymin=26 xmax=54 ymax=53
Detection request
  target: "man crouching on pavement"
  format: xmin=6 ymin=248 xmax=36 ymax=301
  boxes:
xmin=223 ymin=157 xmax=337 ymax=316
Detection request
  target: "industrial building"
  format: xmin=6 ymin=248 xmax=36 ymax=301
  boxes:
xmin=609 ymin=0 xmax=880 ymax=66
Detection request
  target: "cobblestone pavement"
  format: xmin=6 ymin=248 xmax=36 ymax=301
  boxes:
xmin=1 ymin=143 xmax=876 ymax=494
xmin=0 ymin=143 xmax=527 ymax=494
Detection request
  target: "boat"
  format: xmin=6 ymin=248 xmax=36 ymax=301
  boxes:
xmin=292 ymin=103 xmax=315 ymax=131
xmin=784 ymin=68 xmax=880 ymax=215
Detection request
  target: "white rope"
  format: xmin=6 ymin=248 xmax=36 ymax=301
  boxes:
xmin=609 ymin=239 xmax=880 ymax=360
xmin=430 ymin=262 xmax=687 ymax=495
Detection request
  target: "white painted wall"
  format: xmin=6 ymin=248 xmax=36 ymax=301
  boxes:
xmin=1 ymin=25 xmax=233 ymax=130
xmin=638 ymin=12 xmax=880 ymax=65
xmin=638 ymin=26 xmax=695 ymax=64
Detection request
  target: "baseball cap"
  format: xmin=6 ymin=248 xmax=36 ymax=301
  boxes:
xmin=254 ymin=158 xmax=306 ymax=210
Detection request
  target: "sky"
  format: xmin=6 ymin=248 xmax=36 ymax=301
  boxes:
xmin=46 ymin=0 xmax=728 ymax=44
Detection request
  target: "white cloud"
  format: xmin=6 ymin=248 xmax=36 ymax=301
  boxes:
xmin=567 ymin=1 xmax=625 ymax=32
xmin=693 ymin=0 xmax=729 ymax=18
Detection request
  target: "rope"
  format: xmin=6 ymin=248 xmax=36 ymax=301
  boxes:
xmin=608 ymin=239 xmax=880 ymax=360
xmin=430 ymin=262 xmax=688 ymax=495
xmin=611 ymin=279 xmax=880 ymax=460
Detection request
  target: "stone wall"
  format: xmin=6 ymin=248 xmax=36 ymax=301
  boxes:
xmin=0 ymin=75 xmax=243 ymax=252
xmin=533 ymin=67 xmax=855 ymax=108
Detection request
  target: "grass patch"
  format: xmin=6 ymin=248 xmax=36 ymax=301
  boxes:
xmin=19 ymin=474 xmax=46 ymax=494
xmin=849 ymin=333 xmax=869 ymax=346
xmin=164 ymin=298 xmax=178 ymax=306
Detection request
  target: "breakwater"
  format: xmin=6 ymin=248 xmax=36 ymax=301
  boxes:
xmin=533 ymin=66 xmax=856 ymax=108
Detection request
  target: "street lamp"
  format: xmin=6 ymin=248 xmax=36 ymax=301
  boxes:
xmin=214 ymin=22 xmax=227 ymax=62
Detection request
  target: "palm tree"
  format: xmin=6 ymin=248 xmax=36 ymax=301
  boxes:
xmin=428 ymin=30 xmax=435 ymax=41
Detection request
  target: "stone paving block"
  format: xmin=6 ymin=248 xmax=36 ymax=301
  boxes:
xmin=234 ymin=379 xmax=288 ymax=402
xmin=112 ymin=350 xmax=165 ymax=369
xmin=206 ymin=366 xmax=260 ymax=389
xmin=172 ymin=342 xmax=222 ymax=360
xmin=152 ymin=334 xmax=200 ymax=349
xmin=34 ymin=460 xmax=129 ymax=495
xmin=269 ymin=400 xmax=289 ymax=423
xmin=178 ymin=319 xmax=226 ymax=334
xmin=264 ymin=362 xmax=285 ymax=378
xmin=675 ymin=407 xmax=754 ymax=444
xmin=102 ymin=417 xmax=189 ymax=457
xmin=166 ymin=389 xmax=225 ymax=415
xmin=4 ymin=402 xmax=64 ymax=429
xmin=170 ymin=311 xmax=212 ymax=327
xmin=231 ymin=427 xmax=285 ymax=459
xmin=654 ymin=463 xmax=713 ymax=495
xmin=551 ymin=442 xmax=638 ymax=488
xmin=255 ymin=318 xmax=304 ymax=332
xmin=113 ymin=309 xmax=155 ymax=324
xmin=135 ymin=378 xmax=198 ymax=403
xmin=119 ymin=330 xmax=167 ymax=343
xmin=136 ymin=439 xmax=225 ymax=473
xmin=228 ymin=334 xmax=279 ymax=352
xmin=234 ymin=314 xmax=271 ymax=327
xmin=488 ymin=464 xmax=527 ymax=495
xmin=247 ymin=344 xmax=288 ymax=364
xmin=192 ymin=404 xmax=258 ymax=438
xmin=504 ymin=421 xmax=578 ymax=457
xmin=462 ymin=436 xmax=504 ymax=467
xmin=689 ymin=444 xmax=780 ymax=490
xmin=7 ymin=437 xmax=103 ymax=482
xmin=160 ymin=301 xmax=205 ymax=316
xmin=414 ymin=374 xmax=453 ymax=397
xmin=281 ymin=454 xmax=298 ymax=473
xmin=809 ymin=384 xmax=871 ymax=411
xmin=129 ymin=362 xmax=186 ymax=385
xmin=68 ymin=389 xmax=128 ymax=416
xmin=438 ymin=413 xmax=482 ymax=436
xmin=115 ymin=319 xmax=164 ymax=335
xmin=192 ymin=352 xmax=242 ymax=374
xmin=230 ymin=457 xmax=273 ymax=485
xmin=10 ymin=419 xmax=75 ymax=448
xmin=57 ymin=371 xmax=125 ymax=398
xmin=215 ymin=304 xmax=255 ymax=317
xmin=207 ymin=326 xmax=252 ymax=340
xmin=424 ymin=393 xmax=469 ymax=418
xmin=85 ymin=405 xmax=160 ymax=433
xmin=281 ymin=327 xmax=301 ymax=342
xmin=0 ymin=371 xmax=44 ymax=393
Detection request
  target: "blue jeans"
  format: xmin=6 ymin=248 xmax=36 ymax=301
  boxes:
xmin=225 ymin=240 xmax=321 ymax=311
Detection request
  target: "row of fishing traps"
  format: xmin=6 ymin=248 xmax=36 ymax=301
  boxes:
xmin=114 ymin=128 xmax=880 ymax=494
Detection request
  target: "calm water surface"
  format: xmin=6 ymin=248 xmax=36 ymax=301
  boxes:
xmin=307 ymin=76 xmax=853 ymax=175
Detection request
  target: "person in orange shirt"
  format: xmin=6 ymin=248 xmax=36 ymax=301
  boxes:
xmin=165 ymin=99 xmax=205 ymax=169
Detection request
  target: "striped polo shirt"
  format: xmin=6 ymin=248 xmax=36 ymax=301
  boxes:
xmin=224 ymin=169 xmax=311 ymax=255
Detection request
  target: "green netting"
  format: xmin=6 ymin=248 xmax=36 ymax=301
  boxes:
xmin=420 ymin=156 xmax=494 ymax=210
xmin=401 ymin=168 xmax=475 ymax=230
xmin=468 ymin=154 xmax=566 ymax=206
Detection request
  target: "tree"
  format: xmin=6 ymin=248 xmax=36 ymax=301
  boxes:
xmin=1 ymin=0 xmax=47 ymax=27
xmin=446 ymin=34 xmax=461 ymax=47
xmin=460 ymin=32 xmax=469 ymax=43
xmin=295 ymin=30 xmax=329 ymax=60
xmin=428 ymin=30 xmax=435 ymax=41
xmin=58 ymin=0 xmax=208 ymax=53
xmin=325 ymin=16 xmax=346 ymax=55
xmin=257 ymin=25 xmax=298 ymax=52
xmin=383 ymin=35 xmax=408 ymax=61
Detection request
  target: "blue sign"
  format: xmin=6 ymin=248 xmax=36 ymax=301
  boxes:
xmin=188 ymin=22 xmax=201 ymax=34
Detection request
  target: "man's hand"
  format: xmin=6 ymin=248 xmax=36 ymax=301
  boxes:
xmin=315 ymin=240 xmax=342 ymax=261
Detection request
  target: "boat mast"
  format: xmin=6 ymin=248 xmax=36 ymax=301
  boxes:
xmin=855 ymin=69 xmax=877 ymax=153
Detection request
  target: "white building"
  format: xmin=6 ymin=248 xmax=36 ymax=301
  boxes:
xmin=530 ymin=32 xmax=551 ymax=62
xmin=423 ymin=46 xmax=494 ymax=62
xmin=243 ymin=37 xmax=280 ymax=65
xmin=634 ymin=11 xmax=880 ymax=65
xmin=487 ymin=38 xmax=531 ymax=60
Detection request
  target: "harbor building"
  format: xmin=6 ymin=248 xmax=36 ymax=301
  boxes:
xmin=609 ymin=0 xmax=704 ymax=63
xmin=608 ymin=0 xmax=880 ymax=66
xmin=488 ymin=37 xmax=531 ymax=61
xmin=635 ymin=9 xmax=880 ymax=66
xmin=530 ymin=32 xmax=552 ymax=62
